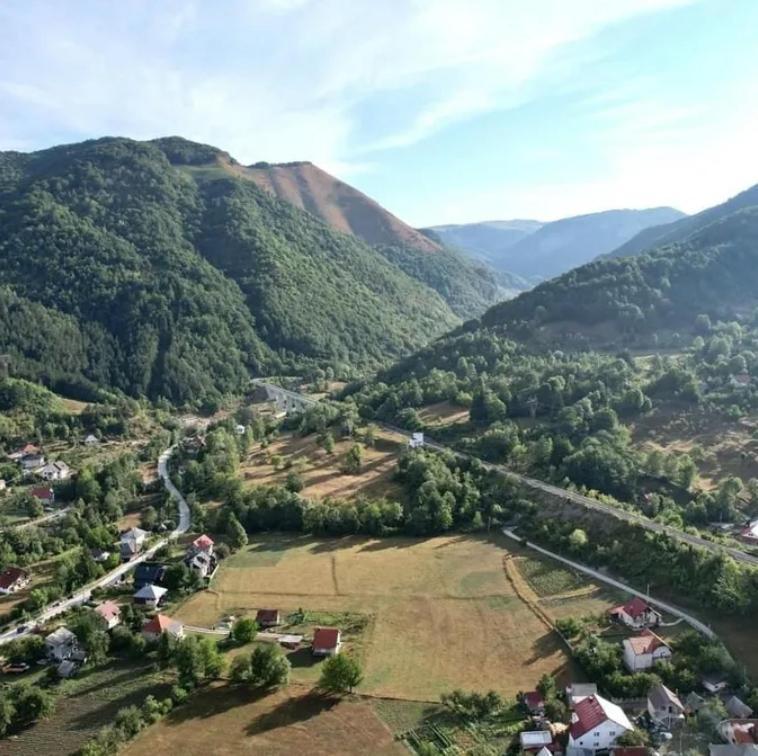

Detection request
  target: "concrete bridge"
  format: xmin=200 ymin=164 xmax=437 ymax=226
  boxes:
xmin=252 ymin=379 xmax=317 ymax=415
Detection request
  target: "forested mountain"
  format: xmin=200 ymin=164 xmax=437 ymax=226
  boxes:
xmin=0 ymin=137 xmax=461 ymax=404
xmin=242 ymin=160 xmax=500 ymax=316
xmin=478 ymin=205 xmax=758 ymax=347
xmin=608 ymin=182 xmax=758 ymax=258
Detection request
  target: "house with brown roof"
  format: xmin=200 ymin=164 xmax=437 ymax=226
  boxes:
xmin=31 ymin=486 xmax=55 ymax=504
xmin=610 ymin=597 xmax=661 ymax=629
xmin=719 ymin=720 xmax=758 ymax=748
xmin=522 ymin=690 xmax=546 ymax=715
xmin=0 ymin=566 xmax=30 ymax=594
xmin=190 ymin=534 xmax=214 ymax=556
xmin=142 ymin=614 xmax=185 ymax=642
xmin=312 ymin=627 xmax=341 ymax=657
xmin=567 ymin=694 xmax=634 ymax=755
xmin=9 ymin=443 xmax=40 ymax=461
xmin=623 ymin=629 xmax=672 ymax=672
xmin=256 ymin=609 xmax=281 ymax=628
xmin=94 ymin=601 xmax=122 ymax=630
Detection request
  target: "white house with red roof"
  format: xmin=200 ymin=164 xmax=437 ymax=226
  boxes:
xmin=9 ymin=443 xmax=40 ymax=461
xmin=190 ymin=534 xmax=214 ymax=556
xmin=142 ymin=614 xmax=185 ymax=642
xmin=312 ymin=627 xmax=341 ymax=656
xmin=94 ymin=601 xmax=122 ymax=630
xmin=609 ymin=597 xmax=661 ymax=630
xmin=0 ymin=566 xmax=30 ymax=594
xmin=568 ymin=694 xmax=634 ymax=754
xmin=623 ymin=629 xmax=672 ymax=672
xmin=31 ymin=486 xmax=55 ymax=504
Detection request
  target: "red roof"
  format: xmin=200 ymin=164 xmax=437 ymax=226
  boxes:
xmin=626 ymin=629 xmax=668 ymax=656
xmin=193 ymin=534 xmax=214 ymax=550
xmin=16 ymin=443 xmax=39 ymax=455
xmin=313 ymin=627 xmax=340 ymax=650
xmin=571 ymin=696 xmax=611 ymax=739
xmin=0 ymin=567 xmax=28 ymax=590
xmin=611 ymin=596 xmax=651 ymax=619
xmin=143 ymin=614 xmax=176 ymax=634
xmin=524 ymin=691 xmax=545 ymax=710
xmin=95 ymin=601 xmax=121 ymax=623
xmin=31 ymin=487 xmax=54 ymax=501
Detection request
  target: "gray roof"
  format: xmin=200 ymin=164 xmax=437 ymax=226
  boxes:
xmin=571 ymin=683 xmax=598 ymax=697
xmin=709 ymin=746 xmax=758 ymax=756
xmin=648 ymin=683 xmax=684 ymax=712
xmin=45 ymin=627 xmax=76 ymax=646
xmin=726 ymin=696 xmax=754 ymax=719
xmin=133 ymin=583 xmax=168 ymax=600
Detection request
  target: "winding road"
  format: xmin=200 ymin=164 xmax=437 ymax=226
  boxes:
xmin=255 ymin=380 xmax=758 ymax=567
xmin=0 ymin=445 xmax=190 ymax=645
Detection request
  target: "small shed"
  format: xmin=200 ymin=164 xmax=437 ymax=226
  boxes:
xmin=726 ymin=696 xmax=754 ymax=720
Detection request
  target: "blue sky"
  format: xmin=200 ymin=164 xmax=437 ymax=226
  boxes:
xmin=1 ymin=0 xmax=757 ymax=226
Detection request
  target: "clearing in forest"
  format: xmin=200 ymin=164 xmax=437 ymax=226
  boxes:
xmin=174 ymin=534 xmax=616 ymax=701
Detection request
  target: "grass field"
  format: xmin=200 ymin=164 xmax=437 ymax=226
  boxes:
xmin=125 ymin=683 xmax=405 ymax=756
xmin=4 ymin=661 xmax=170 ymax=756
xmin=172 ymin=534 xmax=610 ymax=701
xmin=239 ymin=430 xmax=407 ymax=503
xmin=417 ymin=401 xmax=470 ymax=428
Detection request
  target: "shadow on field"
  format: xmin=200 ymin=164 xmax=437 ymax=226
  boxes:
xmin=525 ymin=631 xmax=561 ymax=665
xmin=244 ymin=691 xmax=339 ymax=736
xmin=356 ymin=538 xmax=416 ymax=553
xmin=286 ymin=646 xmax=322 ymax=671
xmin=162 ymin=684 xmax=269 ymax=725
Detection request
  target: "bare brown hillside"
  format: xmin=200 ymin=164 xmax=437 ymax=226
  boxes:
xmin=236 ymin=160 xmax=441 ymax=253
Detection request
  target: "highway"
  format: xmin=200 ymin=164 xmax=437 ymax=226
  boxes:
xmin=255 ymin=380 xmax=758 ymax=567
xmin=0 ymin=445 xmax=190 ymax=645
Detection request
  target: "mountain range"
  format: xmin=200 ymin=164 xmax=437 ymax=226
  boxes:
xmin=426 ymin=207 xmax=685 ymax=282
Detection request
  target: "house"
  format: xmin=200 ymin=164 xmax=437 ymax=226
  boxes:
xmin=522 ymin=690 xmax=546 ymax=715
xmin=57 ymin=659 xmax=80 ymax=678
xmin=38 ymin=461 xmax=71 ymax=481
xmin=647 ymin=683 xmax=685 ymax=728
xmin=256 ymin=609 xmax=281 ymax=629
xmin=312 ymin=627 xmax=342 ymax=656
xmin=9 ymin=443 xmax=40 ymax=461
xmin=719 ymin=720 xmax=758 ymax=747
xmin=731 ymin=373 xmax=751 ymax=390
xmin=623 ymin=629 xmax=672 ymax=672
xmin=84 ymin=434 xmax=99 ymax=446
xmin=685 ymin=691 xmax=706 ymax=714
xmin=185 ymin=550 xmax=215 ymax=578
xmin=567 ymin=694 xmax=634 ymax=755
xmin=142 ymin=614 xmax=185 ymax=642
xmin=702 ymin=674 xmax=729 ymax=694
xmin=90 ymin=548 xmax=111 ymax=563
xmin=20 ymin=453 xmax=46 ymax=472
xmin=31 ymin=486 xmax=55 ymax=504
xmin=0 ymin=566 xmax=30 ymax=594
xmin=520 ymin=730 xmax=553 ymax=752
xmin=120 ymin=527 xmax=148 ymax=561
xmin=741 ymin=520 xmax=758 ymax=543
xmin=189 ymin=534 xmax=214 ymax=556
xmin=727 ymin=697 xmax=755 ymax=720
xmin=45 ymin=627 xmax=79 ymax=661
xmin=133 ymin=562 xmax=167 ymax=590
xmin=94 ymin=601 xmax=122 ymax=630
xmin=609 ymin=597 xmax=661 ymax=629
xmin=409 ymin=432 xmax=425 ymax=449
xmin=133 ymin=583 xmax=168 ymax=608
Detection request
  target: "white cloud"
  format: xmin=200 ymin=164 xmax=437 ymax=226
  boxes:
xmin=0 ymin=0 xmax=693 ymax=176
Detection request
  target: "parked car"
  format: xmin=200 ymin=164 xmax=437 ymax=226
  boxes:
xmin=3 ymin=662 xmax=30 ymax=673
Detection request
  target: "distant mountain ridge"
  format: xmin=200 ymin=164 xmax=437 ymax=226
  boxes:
xmin=429 ymin=208 xmax=686 ymax=283
xmin=607 ymin=183 xmax=758 ymax=258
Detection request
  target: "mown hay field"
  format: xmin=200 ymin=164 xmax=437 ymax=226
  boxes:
xmin=173 ymin=534 xmax=614 ymax=701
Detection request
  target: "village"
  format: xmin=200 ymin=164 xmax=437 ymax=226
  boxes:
xmin=1 ymin=408 xmax=758 ymax=756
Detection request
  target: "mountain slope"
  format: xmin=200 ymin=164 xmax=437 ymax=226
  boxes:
xmin=608 ymin=183 xmax=758 ymax=258
xmin=244 ymin=160 xmax=440 ymax=253
xmin=495 ymin=207 xmax=686 ymax=280
xmin=0 ymin=137 xmax=458 ymax=403
xmin=478 ymin=205 xmax=758 ymax=345
xmin=238 ymin=160 xmax=500 ymax=317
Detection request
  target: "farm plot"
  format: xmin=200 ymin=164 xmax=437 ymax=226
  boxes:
xmin=174 ymin=534 xmax=589 ymax=701
xmin=238 ymin=429 xmax=407 ymax=502
xmin=3 ymin=661 xmax=170 ymax=756
xmin=125 ymin=683 xmax=405 ymax=756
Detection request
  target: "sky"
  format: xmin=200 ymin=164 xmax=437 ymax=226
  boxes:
xmin=1 ymin=0 xmax=758 ymax=226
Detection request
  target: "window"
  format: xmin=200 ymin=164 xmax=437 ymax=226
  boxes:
xmin=609 ymin=731 xmax=616 ymax=736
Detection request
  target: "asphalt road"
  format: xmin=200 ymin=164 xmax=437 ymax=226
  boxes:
xmin=0 ymin=445 xmax=190 ymax=646
xmin=256 ymin=381 xmax=758 ymax=567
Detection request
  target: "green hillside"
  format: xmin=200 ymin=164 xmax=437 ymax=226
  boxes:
xmin=0 ymin=137 xmax=459 ymax=404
